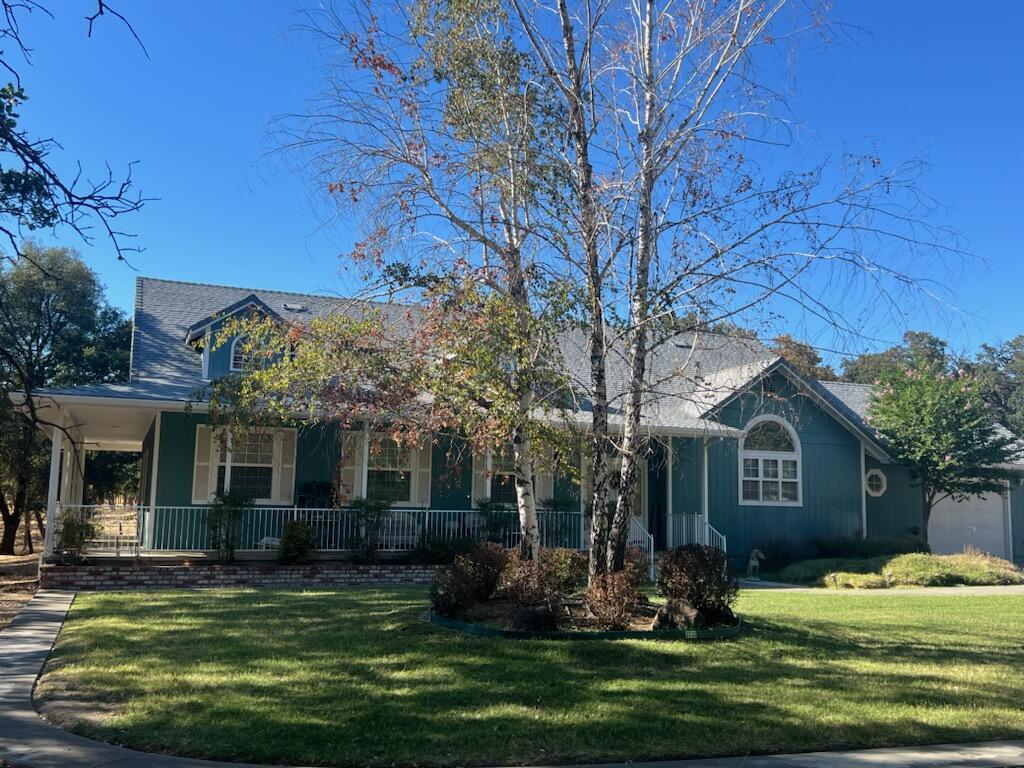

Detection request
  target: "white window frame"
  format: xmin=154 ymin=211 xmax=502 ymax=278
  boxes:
xmin=865 ymin=468 xmax=887 ymax=498
xmin=738 ymin=414 xmax=802 ymax=507
xmin=488 ymin=443 xmax=518 ymax=506
xmin=229 ymin=336 xmax=248 ymax=372
xmin=365 ymin=434 xmax=415 ymax=506
xmin=195 ymin=427 xmax=296 ymax=506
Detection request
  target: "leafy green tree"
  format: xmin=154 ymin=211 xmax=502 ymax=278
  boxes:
xmin=969 ymin=336 xmax=1024 ymax=435
xmin=0 ymin=243 xmax=131 ymax=553
xmin=773 ymin=335 xmax=837 ymax=381
xmin=842 ymin=331 xmax=950 ymax=384
xmin=868 ymin=354 xmax=1018 ymax=544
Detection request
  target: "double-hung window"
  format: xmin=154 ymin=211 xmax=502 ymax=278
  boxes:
xmin=217 ymin=432 xmax=274 ymax=500
xmin=192 ymin=426 xmax=297 ymax=505
xmin=366 ymin=436 xmax=412 ymax=504
xmin=489 ymin=443 xmax=518 ymax=506
xmin=739 ymin=416 xmax=801 ymax=505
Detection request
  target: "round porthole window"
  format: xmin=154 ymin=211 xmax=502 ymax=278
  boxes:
xmin=865 ymin=468 xmax=887 ymax=497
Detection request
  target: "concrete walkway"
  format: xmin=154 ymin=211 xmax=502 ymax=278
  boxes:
xmin=739 ymin=578 xmax=1024 ymax=595
xmin=2 ymin=592 xmax=1024 ymax=768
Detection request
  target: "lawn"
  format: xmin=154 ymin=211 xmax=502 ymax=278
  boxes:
xmin=37 ymin=588 xmax=1024 ymax=767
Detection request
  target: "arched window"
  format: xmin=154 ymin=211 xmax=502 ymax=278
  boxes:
xmin=739 ymin=415 xmax=801 ymax=505
xmin=230 ymin=337 xmax=250 ymax=372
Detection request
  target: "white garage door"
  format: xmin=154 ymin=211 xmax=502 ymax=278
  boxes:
xmin=930 ymin=492 xmax=1010 ymax=559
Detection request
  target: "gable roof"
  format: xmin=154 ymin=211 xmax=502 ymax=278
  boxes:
xmin=183 ymin=293 xmax=283 ymax=343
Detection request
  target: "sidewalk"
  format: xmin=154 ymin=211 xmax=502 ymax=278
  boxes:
xmin=2 ymin=591 xmax=1023 ymax=768
xmin=738 ymin=578 xmax=1024 ymax=595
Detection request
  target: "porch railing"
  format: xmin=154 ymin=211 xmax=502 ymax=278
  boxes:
xmin=57 ymin=504 xmax=584 ymax=555
xmin=628 ymin=516 xmax=656 ymax=580
xmin=668 ymin=513 xmax=727 ymax=553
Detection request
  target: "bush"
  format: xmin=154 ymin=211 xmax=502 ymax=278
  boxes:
xmin=350 ymin=497 xmax=390 ymax=562
xmin=623 ymin=545 xmax=651 ymax=586
xmin=55 ymin=510 xmax=97 ymax=564
xmin=469 ymin=542 xmax=508 ymax=599
xmin=755 ymin=535 xmax=816 ymax=571
xmin=500 ymin=555 xmax=556 ymax=606
xmin=404 ymin=534 xmax=477 ymax=565
xmin=543 ymin=548 xmax=587 ymax=593
xmin=775 ymin=557 xmax=888 ymax=585
xmin=586 ymin=570 xmax=641 ymax=630
xmin=656 ymin=545 xmax=738 ymax=624
xmin=278 ymin=521 xmax=314 ymax=564
xmin=825 ymin=571 xmax=890 ymax=589
xmin=883 ymin=550 xmax=1024 ymax=587
xmin=810 ymin=534 xmax=929 ymax=559
xmin=430 ymin=558 xmax=483 ymax=617
xmin=208 ymin=491 xmax=253 ymax=562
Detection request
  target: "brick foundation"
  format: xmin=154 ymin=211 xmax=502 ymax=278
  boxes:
xmin=39 ymin=562 xmax=440 ymax=591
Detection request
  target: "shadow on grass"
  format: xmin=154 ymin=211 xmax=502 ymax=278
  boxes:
xmin=35 ymin=587 xmax=1024 ymax=767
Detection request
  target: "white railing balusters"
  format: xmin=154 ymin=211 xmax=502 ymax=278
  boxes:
xmin=667 ymin=513 xmax=727 ymax=554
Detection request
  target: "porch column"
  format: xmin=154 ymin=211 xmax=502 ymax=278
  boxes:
xmin=701 ymin=438 xmax=709 ymax=517
xmin=44 ymin=427 xmax=63 ymax=558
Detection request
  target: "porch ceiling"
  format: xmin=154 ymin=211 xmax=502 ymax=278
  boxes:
xmin=22 ymin=397 xmax=158 ymax=451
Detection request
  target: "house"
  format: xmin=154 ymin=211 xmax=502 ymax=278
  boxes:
xmin=22 ymin=277 xmax=1024 ymax=567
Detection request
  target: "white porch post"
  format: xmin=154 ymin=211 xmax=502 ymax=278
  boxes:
xmin=701 ymin=438 xmax=710 ymax=546
xmin=44 ymin=426 xmax=63 ymax=558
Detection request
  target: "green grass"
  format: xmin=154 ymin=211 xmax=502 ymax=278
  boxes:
xmin=773 ymin=551 xmax=1024 ymax=589
xmin=39 ymin=588 xmax=1024 ymax=767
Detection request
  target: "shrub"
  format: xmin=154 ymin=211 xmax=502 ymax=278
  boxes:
xmin=884 ymin=550 xmax=1024 ymax=587
xmin=810 ymin=534 xmax=929 ymax=559
xmin=824 ymin=571 xmax=889 ymax=589
xmin=543 ymin=548 xmax=587 ymax=593
xmin=55 ymin=510 xmax=97 ymax=564
xmin=500 ymin=555 xmax=557 ymax=606
xmin=755 ymin=535 xmax=816 ymax=571
xmin=623 ymin=545 xmax=651 ymax=586
xmin=278 ymin=520 xmax=314 ymax=564
xmin=430 ymin=557 xmax=483 ymax=617
xmin=775 ymin=557 xmax=887 ymax=585
xmin=404 ymin=534 xmax=477 ymax=565
xmin=656 ymin=545 xmax=738 ymax=624
xmin=586 ymin=570 xmax=641 ymax=630
xmin=468 ymin=542 xmax=508 ymax=599
xmin=208 ymin=491 xmax=252 ymax=562
xmin=350 ymin=497 xmax=390 ymax=562
xmin=428 ymin=542 xmax=511 ymax=617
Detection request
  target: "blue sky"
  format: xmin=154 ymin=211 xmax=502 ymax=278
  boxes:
xmin=15 ymin=1 xmax=1024 ymax=360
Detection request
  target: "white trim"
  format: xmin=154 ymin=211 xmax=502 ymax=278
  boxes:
xmin=44 ymin=425 xmax=63 ymax=557
xmin=701 ymin=438 xmax=709 ymax=517
xmin=860 ymin=443 xmax=868 ymax=539
xmin=865 ymin=467 xmax=887 ymax=498
xmin=364 ymin=431 xmax=414 ymax=505
xmin=229 ymin=336 xmax=246 ymax=372
xmin=737 ymin=414 xmax=802 ymax=507
xmin=361 ymin=425 xmax=370 ymax=499
xmin=201 ymin=331 xmax=210 ymax=379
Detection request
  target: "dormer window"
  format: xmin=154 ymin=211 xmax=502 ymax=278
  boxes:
xmin=230 ymin=337 xmax=250 ymax=372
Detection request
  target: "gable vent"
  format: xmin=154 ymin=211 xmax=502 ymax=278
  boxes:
xmin=282 ymin=302 xmax=308 ymax=312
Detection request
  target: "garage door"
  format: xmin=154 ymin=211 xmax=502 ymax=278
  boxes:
xmin=930 ymin=492 xmax=1010 ymax=559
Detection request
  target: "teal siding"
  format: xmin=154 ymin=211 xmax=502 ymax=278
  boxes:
xmin=206 ymin=317 xmax=236 ymax=379
xmin=865 ymin=457 xmax=924 ymax=540
xmin=1011 ymin=483 xmax=1024 ymax=564
xmin=295 ymin=423 xmax=341 ymax=498
xmin=707 ymin=372 xmax=863 ymax=560
xmin=154 ymin=411 xmax=205 ymax=507
xmin=670 ymin=437 xmax=702 ymax=515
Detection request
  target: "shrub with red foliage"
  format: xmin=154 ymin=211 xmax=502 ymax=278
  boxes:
xmin=586 ymin=570 xmax=642 ymax=630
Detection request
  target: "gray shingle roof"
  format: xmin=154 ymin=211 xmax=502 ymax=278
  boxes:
xmin=36 ymin=277 xmax=775 ymax=433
